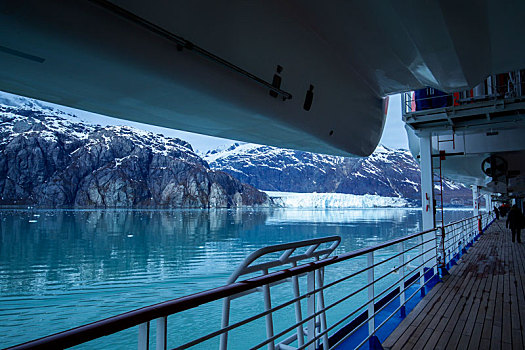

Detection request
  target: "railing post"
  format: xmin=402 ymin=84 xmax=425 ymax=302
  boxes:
xmin=307 ymin=270 xmax=316 ymax=350
xmin=219 ymin=298 xmax=231 ymax=350
xmin=398 ymin=242 xmax=406 ymax=318
xmin=291 ymin=263 xmax=305 ymax=348
xmin=435 ymin=229 xmax=441 ymax=274
xmin=459 ymin=228 xmax=463 ymax=256
xmin=156 ymin=317 xmax=167 ymax=350
xmin=439 ymin=226 xmax=448 ymax=277
xmin=445 ymin=225 xmax=450 ymax=267
xmin=138 ymin=322 xmax=150 ymax=350
xmin=402 ymin=92 xmax=407 ymax=114
xmin=478 ymin=215 xmax=482 ymax=235
xmin=262 ymin=269 xmax=275 ymax=350
xmin=315 ymin=266 xmax=329 ymax=349
xmin=458 ymin=222 xmax=462 ymax=257
xmin=367 ymin=251 xmax=375 ymax=339
xmin=419 ymin=234 xmax=426 ymax=297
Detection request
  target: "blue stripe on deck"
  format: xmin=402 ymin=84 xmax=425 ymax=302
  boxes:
xmin=333 ymin=217 xmax=496 ymax=350
xmin=333 ymin=278 xmax=432 ymax=350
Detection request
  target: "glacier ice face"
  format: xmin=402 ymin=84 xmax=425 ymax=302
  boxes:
xmin=266 ymin=191 xmax=409 ymax=208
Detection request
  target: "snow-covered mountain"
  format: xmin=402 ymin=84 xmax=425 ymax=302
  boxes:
xmin=0 ymin=99 xmax=269 ymax=208
xmin=204 ymin=143 xmax=354 ymax=193
xmin=204 ymin=143 xmax=472 ymax=206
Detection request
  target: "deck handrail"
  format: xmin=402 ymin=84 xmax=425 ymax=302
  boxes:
xmin=8 ymin=213 xmax=492 ymax=350
xmin=226 ymin=235 xmax=341 ymax=284
xmin=443 ymin=214 xmax=480 ymax=228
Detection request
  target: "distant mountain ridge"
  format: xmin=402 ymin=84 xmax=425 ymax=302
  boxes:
xmin=0 ymin=99 xmax=269 ymax=208
xmin=204 ymin=143 xmax=472 ymax=206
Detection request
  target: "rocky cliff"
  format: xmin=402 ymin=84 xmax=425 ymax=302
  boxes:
xmin=0 ymin=102 xmax=269 ymax=208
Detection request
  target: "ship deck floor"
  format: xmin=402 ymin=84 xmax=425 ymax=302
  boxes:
xmin=383 ymin=219 xmax=525 ymax=350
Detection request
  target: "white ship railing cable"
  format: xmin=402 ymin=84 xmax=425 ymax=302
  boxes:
xmin=6 ymin=213 xmax=494 ymax=350
xmin=250 ymin=236 xmax=438 ymax=350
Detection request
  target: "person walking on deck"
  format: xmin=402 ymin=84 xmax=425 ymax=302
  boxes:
xmin=506 ymin=205 xmax=524 ymax=243
xmin=494 ymin=206 xmax=500 ymax=220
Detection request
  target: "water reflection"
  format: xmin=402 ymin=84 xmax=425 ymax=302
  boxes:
xmin=0 ymin=210 xmax=270 ymax=294
xmin=0 ymin=208 xmax=471 ymax=348
xmin=266 ymin=208 xmax=418 ymax=224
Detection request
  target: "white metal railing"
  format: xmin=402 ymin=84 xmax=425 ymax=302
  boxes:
xmin=8 ymin=213 xmax=495 ymax=350
xmin=438 ymin=213 xmax=493 ymax=270
xmin=220 ymin=236 xmax=341 ymax=350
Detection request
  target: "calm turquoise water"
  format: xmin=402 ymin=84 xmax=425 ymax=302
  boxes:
xmin=0 ymin=208 xmax=472 ymax=349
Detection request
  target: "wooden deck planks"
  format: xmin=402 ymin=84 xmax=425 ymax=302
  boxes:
xmin=463 ymin=234 xmax=495 ymax=350
xmin=383 ymin=219 xmax=525 ymax=350
xmin=511 ymin=240 xmax=525 ymax=350
xmin=386 ymin=233 xmax=490 ymax=350
xmin=424 ymin=235 xmax=493 ymax=349
xmin=434 ymin=234 xmax=495 ymax=350
xmin=386 ymin=245 xmax=474 ymax=349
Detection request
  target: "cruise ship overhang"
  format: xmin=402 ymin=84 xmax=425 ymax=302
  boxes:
xmin=0 ymin=1 xmax=524 ymax=157
xmin=404 ymin=87 xmax=525 ymax=197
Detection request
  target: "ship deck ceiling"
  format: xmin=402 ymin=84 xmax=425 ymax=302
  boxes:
xmin=383 ymin=219 xmax=525 ymax=350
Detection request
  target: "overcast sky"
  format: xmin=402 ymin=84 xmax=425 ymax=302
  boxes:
xmin=2 ymin=91 xmax=409 ymax=153
xmin=379 ymin=94 xmax=409 ymax=149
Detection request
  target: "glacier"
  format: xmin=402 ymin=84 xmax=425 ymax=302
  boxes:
xmin=266 ymin=191 xmax=410 ymax=208
xmin=205 ymin=142 xmax=473 ymax=206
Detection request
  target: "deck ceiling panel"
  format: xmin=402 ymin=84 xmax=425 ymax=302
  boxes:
xmin=0 ymin=1 xmax=524 ymax=156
